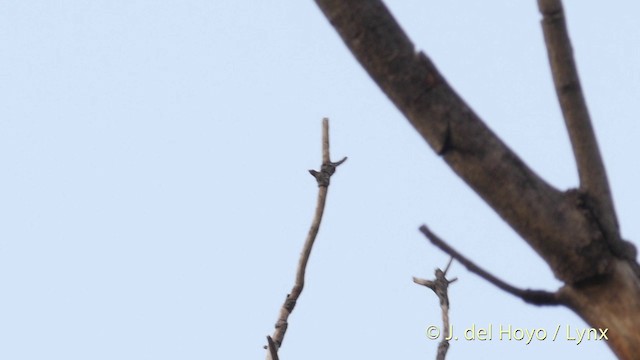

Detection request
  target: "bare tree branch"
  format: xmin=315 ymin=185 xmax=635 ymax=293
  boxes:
xmin=414 ymin=258 xmax=457 ymax=360
xmin=312 ymin=1 xmax=640 ymax=357
xmin=265 ymin=118 xmax=346 ymax=360
xmin=537 ymin=0 xmax=624 ymax=259
xmin=419 ymin=225 xmax=561 ymax=306
xmin=313 ymin=0 xmax=617 ymax=283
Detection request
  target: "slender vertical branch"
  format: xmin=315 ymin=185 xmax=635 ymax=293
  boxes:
xmin=413 ymin=259 xmax=457 ymax=360
xmin=537 ymin=0 xmax=619 ymax=239
xmin=265 ymin=118 xmax=346 ymax=360
xmin=322 ymin=119 xmax=330 ymax=164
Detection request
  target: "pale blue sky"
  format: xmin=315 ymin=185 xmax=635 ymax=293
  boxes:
xmin=1 ymin=1 xmax=639 ymax=359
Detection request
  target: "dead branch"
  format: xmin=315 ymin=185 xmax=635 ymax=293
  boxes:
xmin=413 ymin=258 xmax=457 ymax=360
xmin=265 ymin=118 xmax=346 ymax=360
xmin=419 ymin=225 xmax=561 ymax=306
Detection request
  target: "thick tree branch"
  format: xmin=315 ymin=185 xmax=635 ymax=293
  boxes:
xmin=313 ymin=2 xmax=640 ymax=358
xmin=537 ymin=0 xmax=626 ymax=260
xmin=314 ymin=0 xmax=616 ymax=283
xmin=420 ymin=225 xmax=561 ymax=306
xmin=265 ymin=118 xmax=346 ymax=359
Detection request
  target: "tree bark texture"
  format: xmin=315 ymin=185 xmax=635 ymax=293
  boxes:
xmin=313 ymin=1 xmax=640 ymax=358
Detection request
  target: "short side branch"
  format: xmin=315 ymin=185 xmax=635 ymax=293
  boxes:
xmin=538 ymin=0 xmax=619 ymax=240
xmin=420 ymin=225 xmax=562 ymax=306
xmin=265 ymin=118 xmax=346 ymax=360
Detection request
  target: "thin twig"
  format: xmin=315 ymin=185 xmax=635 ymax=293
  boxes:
xmin=413 ymin=260 xmax=456 ymax=360
xmin=443 ymin=257 xmax=454 ymax=275
xmin=265 ymin=118 xmax=346 ymax=360
xmin=537 ymin=0 xmax=619 ymax=241
xmin=419 ymin=225 xmax=562 ymax=306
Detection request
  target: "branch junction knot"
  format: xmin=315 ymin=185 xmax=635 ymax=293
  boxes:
xmin=309 ymin=157 xmax=347 ymax=187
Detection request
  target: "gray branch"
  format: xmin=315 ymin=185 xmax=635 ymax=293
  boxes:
xmin=313 ymin=0 xmax=617 ymax=283
xmin=420 ymin=225 xmax=561 ymax=306
xmin=265 ymin=118 xmax=346 ymax=360
xmin=537 ymin=0 xmax=625 ymax=261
